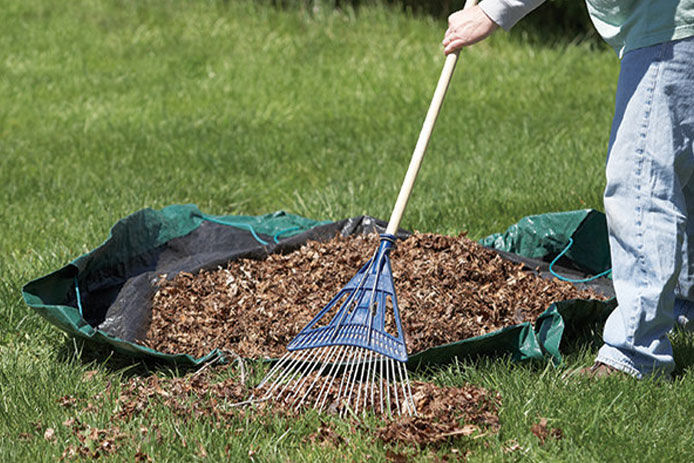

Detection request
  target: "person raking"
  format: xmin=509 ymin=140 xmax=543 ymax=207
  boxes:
xmin=443 ymin=0 xmax=694 ymax=379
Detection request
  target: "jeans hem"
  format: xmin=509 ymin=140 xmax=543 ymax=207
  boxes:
xmin=596 ymin=346 xmax=644 ymax=379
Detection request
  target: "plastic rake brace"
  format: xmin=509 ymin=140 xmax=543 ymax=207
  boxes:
xmin=256 ymin=0 xmax=476 ymax=417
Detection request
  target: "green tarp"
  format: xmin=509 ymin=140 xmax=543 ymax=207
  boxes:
xmin=23 ymin=205 xmax=615 ymax=368
xmin=479 ymin=209 xmax=611 ymax=275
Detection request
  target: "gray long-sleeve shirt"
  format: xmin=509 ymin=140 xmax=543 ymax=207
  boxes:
xmin=479 ymin=0 xmax=545 ymax=31
xmin=478 ymin=0 xmax=694 ymax=57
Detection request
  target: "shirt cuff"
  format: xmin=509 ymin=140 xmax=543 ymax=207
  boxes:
xmin=478 ymin=0 xmax=546 ymax=31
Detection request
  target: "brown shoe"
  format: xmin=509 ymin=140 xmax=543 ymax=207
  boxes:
xmin=577 ymin=361 xmax=625 ymax=378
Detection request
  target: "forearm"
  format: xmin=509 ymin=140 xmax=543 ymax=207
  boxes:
xmin=478 ymin=0 xmax=546 ymax=30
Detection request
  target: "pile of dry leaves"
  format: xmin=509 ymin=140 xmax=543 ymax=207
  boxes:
xmin=375 ymin=380 xmax=500 ymax=447
xmin=144 ymin=232 xmax=605 ymax=359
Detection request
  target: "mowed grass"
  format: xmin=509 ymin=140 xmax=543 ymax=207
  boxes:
xmin=1 ymin=0 xmax=692 ymax=461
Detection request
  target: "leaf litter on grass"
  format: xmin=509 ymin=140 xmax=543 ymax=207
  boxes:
xmin=51 ymin=350 xmax=522 ymax=459
xmin=49 ymin=360 xmax=501 ymax=460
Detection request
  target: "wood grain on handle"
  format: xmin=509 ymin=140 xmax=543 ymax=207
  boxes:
xmin=385 ymin=0 xmax=477 ymax=236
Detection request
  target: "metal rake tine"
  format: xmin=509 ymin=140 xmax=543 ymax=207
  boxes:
xmin=248 ymin=351 xmax=292 ymax=404
xmin=379 ymin=354 xmax=385 ymax=415
xmin=362 ymin=353 xmax=375 ymax=416
xmin=263 ymin=349 xmax=310 ymax=394
xmin=296 ymin=345 xmax=343 ymax=410
xmin=316 ymin=345 xmax=349 ymax=412
xmin=337 ymin=347 xmax=358 ymax=418
xmin=397 ymin=361 xmax=413 ymax=416
xmin=262 ymin=348 xmax=310 ymax=399
xmin=389 ymin=358 xmax=401 ymax=415
xmin=365 ymin=349 xmax=378 ymax=415
xmin=336 ymin=346 xmax=360 ymax=415
xmin=268 ymin=354 xmax=305 ymax=401
xmin=385 ymin=353 xmax=392 ymax=418
xmin=395 ymin=361 xmax=407 ymax=415
xmin=285 ymin=346 xmax=333 ymax=404
xmin=365 ymin=350 xmax=376 ymax=414
xmin=283 ymin=348 xmax=321 ymax=405
xmin=276 ymin=348 xmax=322 ymax=400
xmin=372 ymin=354 xmax=383 ymax=413
xmin=355 ymin=348 xmax=371 ymax=415
xmin=345 ymin=347 xmax=370 ymax=414
xmin=333 ymin=346 xmax=352 ymax=409
xmin=400 ymin=361 xmax=417 ymax=416
xmin=290 ymin=345 xmax=337 ymax=409
xmin=257 ymin=351 xmax=292 ymax=389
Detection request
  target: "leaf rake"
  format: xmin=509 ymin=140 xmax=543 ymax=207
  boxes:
xmin=255 ymin=0 xmax=475 ymax=417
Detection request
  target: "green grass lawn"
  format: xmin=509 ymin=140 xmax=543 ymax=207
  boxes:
xmin=2 ymin=0 xmax=693 ymax=461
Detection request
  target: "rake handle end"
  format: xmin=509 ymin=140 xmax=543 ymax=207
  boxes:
xmin=385 ymin=0 xmax=476 ymax=236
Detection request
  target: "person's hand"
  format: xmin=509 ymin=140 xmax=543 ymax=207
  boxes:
xmin=442 ymin=6 xmax=499 ymax=54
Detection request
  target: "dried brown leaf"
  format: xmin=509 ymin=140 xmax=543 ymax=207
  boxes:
xmin=531 ymin=417 xmax=563 ymax=445
xmin=44 ymin=428 xmax=55 ymax=442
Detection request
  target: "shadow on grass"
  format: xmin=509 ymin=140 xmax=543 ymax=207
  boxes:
xmin=556 ymin=321 xmax=694 ymax=379
xmin=55 ymin=336 xmax=201 ymax=379
xmin=56 ymin=335 xmax=269 ymax=384
xmin=412 ymin=352 xmax=555 ymax=386
xmin=411 ymin=318 xmax=604 ymax=383
xmin=560 ymin=320 xmax=694 ymax=379
xmin=672 ymin=331 xmax=694 ymax=378
xmin=558 ymin=322 xmax=605 ymax=356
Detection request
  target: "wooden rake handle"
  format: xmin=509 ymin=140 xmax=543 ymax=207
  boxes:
xmin=385 ymin=0 xmax=477 ymax=236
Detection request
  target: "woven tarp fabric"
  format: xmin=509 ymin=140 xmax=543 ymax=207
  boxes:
xmin=23 ymin=205 xmax=615 ymax=367
xmin=479 ymin=209 xmax=611 ymax=275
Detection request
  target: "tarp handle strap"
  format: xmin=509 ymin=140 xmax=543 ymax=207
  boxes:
xmin=74 ymin=276 xmax=84 ymax=316
xmin=273 ymin=226 xmax=300 ymax=243
xmin=549 ymin=238 xmax=612 ymax=283
xmin=197 ymin=215 xmax=270 ymax=245
xmin=196 ymin=214 xmax=317 ymax=246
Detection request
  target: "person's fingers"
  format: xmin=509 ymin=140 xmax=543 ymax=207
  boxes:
xmin=444 ymin=39 xmax=464 ymax=54
xmin=443 ymin=27 xmax=465 ymax=49
xmin=442 ymin=5 xmax=499 ymax=53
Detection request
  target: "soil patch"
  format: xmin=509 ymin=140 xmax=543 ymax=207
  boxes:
xmin=144 ymin=232 xmax=605 ymax=359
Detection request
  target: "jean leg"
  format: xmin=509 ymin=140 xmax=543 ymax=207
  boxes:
xmin=676 ymin=177 xmax=694 ymax=296
xmin=596 ymin=37 xmax=694 ymax=378
xmin=675 ymin=178 xmax=694 ymax=330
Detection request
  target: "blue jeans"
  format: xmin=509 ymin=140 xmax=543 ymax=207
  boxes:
xmin=596 ymin=36 xmax=694 ymax=378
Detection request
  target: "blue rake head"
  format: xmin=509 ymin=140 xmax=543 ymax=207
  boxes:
xmin=287 ymin=233 xmax=408 ymax=362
